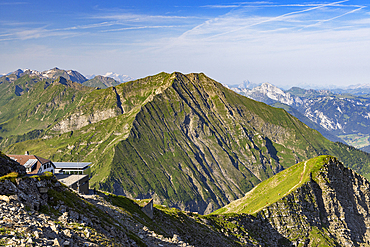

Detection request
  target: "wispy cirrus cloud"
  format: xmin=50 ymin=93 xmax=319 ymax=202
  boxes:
xmin=202 ymin=1 xmax=274 ymax=8
xmin=0 ymin=25 xmax=84 ymax=42
xmin=95 ymin=13 xmax=200 ymax=21
xmin=203 ymin=1 xmax=364 ymax=9
xmin=176 ymin=0 xmax=367 ymax=42
xmin=0 ymin=2 xmax=27 ymax=5
xmin=101 ymin=25 xmax=181 ymax=32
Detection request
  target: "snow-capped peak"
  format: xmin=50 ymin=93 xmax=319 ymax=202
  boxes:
xmin=103 ymin=72 xmax=134 ymax=82
xmin=249 ymin=83 xmax=297 ymax=104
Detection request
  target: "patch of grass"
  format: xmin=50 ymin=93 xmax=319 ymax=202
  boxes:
xmin=106 ymin=194 xmax=146 ymax=218
xmin=31 ymin=171 xmax=54 ymax=181
xmin=307 ymin=226 xmax=338 ymax=246
xmin=0 ymin=172 xmax=19 ymax=183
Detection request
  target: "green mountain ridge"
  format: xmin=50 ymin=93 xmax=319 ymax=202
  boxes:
xmin=214 ymin=155 xmax=331 ymax=215
xmin=3 ymin=72 xmax=370 ymax=214
xmin=0 ymin=76 xmax=94 ymax=147
xmin=211 ymin=155 xmax=370 ymax=246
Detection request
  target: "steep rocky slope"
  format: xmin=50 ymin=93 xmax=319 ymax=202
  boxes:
xmin=98 ymin=73 xmax=370 ymax=213
xmin=214 ymin=155 xmax=370 ymax=246
xmin=4 ymin=72 xmax=370 ymax=214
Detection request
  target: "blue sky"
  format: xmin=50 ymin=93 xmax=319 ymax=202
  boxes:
xmin=0 ymin=0 xmax=369 ymax=88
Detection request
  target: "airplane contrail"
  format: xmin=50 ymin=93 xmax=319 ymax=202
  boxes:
xmin=299 ymin=6 xmax=366 ymax=30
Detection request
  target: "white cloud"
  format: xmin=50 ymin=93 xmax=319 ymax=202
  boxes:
xmin=178 ymin=0 xmax=362 ymax=41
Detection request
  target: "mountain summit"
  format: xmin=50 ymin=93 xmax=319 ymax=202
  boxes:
xmin=1 ymin=68 xmax=87 ymax=84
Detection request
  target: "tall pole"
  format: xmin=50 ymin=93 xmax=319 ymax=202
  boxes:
xmin=77 ymin=156 xmax=79 ymax=194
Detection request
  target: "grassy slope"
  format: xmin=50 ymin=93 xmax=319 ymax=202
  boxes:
xmin=103 ymin=73 xmax=309 ymax=208
xmin=4 ymin=72 xmax=370 ymax=213
xmin=5 ymin=72 xmax=173 ymax=186
xmin=0 ymin=75 xmax=41 ymax=110
xmin=213 ymin=155 xmax=331 ymax=215
xmin=0 ymin=77 xmax=94 ymax=147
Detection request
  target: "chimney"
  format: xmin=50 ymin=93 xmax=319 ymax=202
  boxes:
xmin=25 ymin=151 xmax=29 ymax=155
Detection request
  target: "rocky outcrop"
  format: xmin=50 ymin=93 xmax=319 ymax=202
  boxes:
xmin=51 ymin=108 xmax=119 ymax=133
xmin=0 ymin=172 xmax=228 ymax=246
xmin=0 ymin=174 xmax=134 ymax=246
xmin=0 ymin=151 xmax=26 ymax=176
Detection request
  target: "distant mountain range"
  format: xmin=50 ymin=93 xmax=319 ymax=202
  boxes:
xmin=86 ymin=72 xmax=134 ymax=83
xmin=228 ymin=80 xmax=370 ymax=94
xmin=3 ymin=67 xmax=88 ymax=84
xmin=2 ymin=68 xmax=134 ymax=89
xmin=230 ymin=82 xmax=370 ymax=151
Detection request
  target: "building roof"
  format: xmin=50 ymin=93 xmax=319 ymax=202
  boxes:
xmin=7 ymin=155 xmax=55 ymax=174
xmin=8 ymin=155 xmax=50 ymax=166
xmin=53 ymin=162 xmax=91 ymax=170
xmin=55 ymin=174 xmax=88 ymax=187
xmin=23 ymin=159 xmax=37 ymax=169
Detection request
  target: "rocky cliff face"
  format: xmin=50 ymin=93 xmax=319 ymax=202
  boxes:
xmin=51 ymin=108 xmax=120 ymax=133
